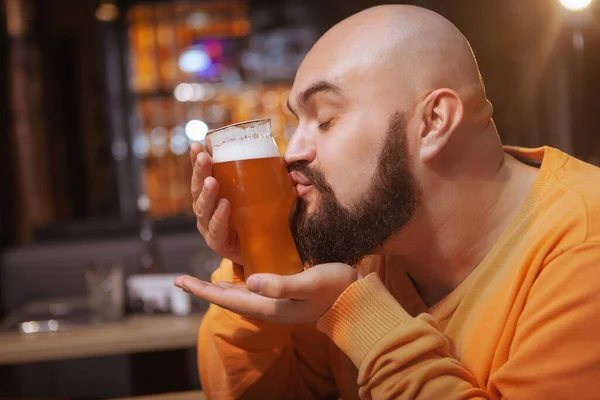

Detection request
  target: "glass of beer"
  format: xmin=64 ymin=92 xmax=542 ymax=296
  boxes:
xmin=207 ymin=119 xmax=304 ymax=279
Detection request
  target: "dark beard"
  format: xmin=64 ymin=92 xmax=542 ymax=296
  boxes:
xmin=289 ymin=112 xmax=418 ymax=267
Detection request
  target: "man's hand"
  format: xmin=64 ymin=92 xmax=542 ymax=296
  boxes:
xmin=190 ymin=142 xmax=243 ymax=265
xmin=175 ymin=263 xmax=359 ymax=324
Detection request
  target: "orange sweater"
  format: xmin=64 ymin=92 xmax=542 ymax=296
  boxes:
xmin=197 ymin=146 xmax=600 ymax=399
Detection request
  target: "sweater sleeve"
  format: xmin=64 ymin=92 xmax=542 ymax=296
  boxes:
xmin=316 ymin=242 xmax=600 ymax=400
xmin=197 ymin=259 xmax=338 ymax=400
xmin=317 ymin=273 xmax=488 ymax=400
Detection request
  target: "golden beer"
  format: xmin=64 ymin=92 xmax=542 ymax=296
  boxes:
xmin=208 ymin=120 xmax=303 ymax=279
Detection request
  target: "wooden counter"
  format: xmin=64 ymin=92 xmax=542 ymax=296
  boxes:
xmin=0 ymin=313 xmax=204 ymax=365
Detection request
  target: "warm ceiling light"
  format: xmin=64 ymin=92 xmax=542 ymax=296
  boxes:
xmin=560 ymin=0 xmax=593 ymax=11
xmin=185 ymin=120 xmax=209 ymax=142
xmin=96 ymin=2 xmax=120 ymax=22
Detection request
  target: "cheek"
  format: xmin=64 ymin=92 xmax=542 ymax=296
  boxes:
xmin=315 ymin=118 xmax=383 ymax=208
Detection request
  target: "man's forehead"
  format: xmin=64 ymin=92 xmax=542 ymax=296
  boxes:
xmin=290 ymin=60 xmax=361 ymax=103
xmin=289 ymin=25 xmax=393 ymax=104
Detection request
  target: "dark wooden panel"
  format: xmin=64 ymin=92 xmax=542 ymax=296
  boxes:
xmin=0 ymin=0 xmax=17 ymax=248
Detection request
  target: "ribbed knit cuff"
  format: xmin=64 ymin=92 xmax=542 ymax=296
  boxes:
xmin=317 ymin=273 xmax=411 ymax=366
xmin=232 ymin=262 xmax=245 ymax=284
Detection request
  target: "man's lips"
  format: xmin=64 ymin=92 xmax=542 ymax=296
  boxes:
xmin=296 ymin=183 xmax=312 ymax=197
xmin=289 ymin=171 xmax=313 ymax=197
xmin=289 ymin=170 xmax=311 ymax=186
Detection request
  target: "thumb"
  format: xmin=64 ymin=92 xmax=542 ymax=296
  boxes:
xmin=246 ymin=263 xmax=357 ymax=300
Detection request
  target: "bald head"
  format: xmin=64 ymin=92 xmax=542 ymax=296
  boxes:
xmin=290 ymin=5 xmax=490 ymax=126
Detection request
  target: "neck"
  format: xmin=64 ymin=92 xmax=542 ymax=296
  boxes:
xmin=384 ymin=129 xmax=538 ymax=306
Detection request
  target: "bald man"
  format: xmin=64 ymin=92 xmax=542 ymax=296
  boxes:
xmin=176 ymin=5 xmax=600 ymax=399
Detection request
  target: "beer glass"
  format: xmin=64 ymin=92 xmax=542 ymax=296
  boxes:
xmin=207 ymin=119 xmax=304 ymax=279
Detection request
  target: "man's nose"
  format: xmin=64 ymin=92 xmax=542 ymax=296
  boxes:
xmin=283 ymin=128 xmax=316 ymax=165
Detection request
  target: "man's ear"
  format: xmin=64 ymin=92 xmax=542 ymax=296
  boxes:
xmin=418 ymin=89 xmax=464 ymax=162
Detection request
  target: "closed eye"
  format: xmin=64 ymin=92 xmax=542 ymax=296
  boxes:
xmin=318 ymin=119 xmax=335 ymax=132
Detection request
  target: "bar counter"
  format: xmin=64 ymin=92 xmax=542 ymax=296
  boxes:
xmin=0 ymin=313 xmax=203 ymax=365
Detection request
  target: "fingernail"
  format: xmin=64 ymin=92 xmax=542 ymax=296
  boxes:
xmin=246 ymin=276 xmax=263 ymax=292
xmin=196 ymin=153 xmax=202 ymax=163
xmin=219 ymin=199 xmax=228 ymax=208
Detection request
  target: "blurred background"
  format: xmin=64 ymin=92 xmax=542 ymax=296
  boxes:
xmin=0 ymin=0 xmax=599 ymax=398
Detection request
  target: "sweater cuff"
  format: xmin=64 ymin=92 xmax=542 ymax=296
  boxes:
xmin=232 ymin=262 xmax=245 ymax=284
xmin=317 ymin=272 xmax=411 ymax=366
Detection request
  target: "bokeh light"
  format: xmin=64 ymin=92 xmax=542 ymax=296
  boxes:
xmin=560 ymin=0 xmax=593 ymax=11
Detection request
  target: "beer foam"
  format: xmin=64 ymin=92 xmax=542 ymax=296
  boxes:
xmin=211 ymin=123 xmax=280 ymax=163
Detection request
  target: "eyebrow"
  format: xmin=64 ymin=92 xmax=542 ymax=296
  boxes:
xmin=286 ymin=80 xmax=344 ymax=116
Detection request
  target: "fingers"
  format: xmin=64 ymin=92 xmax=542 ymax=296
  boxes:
xmin=213 ymin=281 xmax=239 ymax=289
xmin=176 ymin=275 xmax=239 ymax=290
xmin=174 ymin=275 xmax=279 ymax=319
xmin=189 ymin=144 xmax=236 ymax=258
xmin=245 ymin=272 xmax=314 ymax=300
xmin=189 ymin=141 xmax=204 ymax=165
xmin=246 ymin=263 xmax=358 ymax=300
xmin=205 ymin=198 xmax=231 ymax=248
xmin=191 ymin=152 xmax=213 ymax=203
xmin=195 ymin=176 xmax=220 ymax=233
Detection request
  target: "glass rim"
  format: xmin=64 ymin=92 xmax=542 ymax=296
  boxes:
xmin=205 ymin=118 xmax=271 ymax=140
